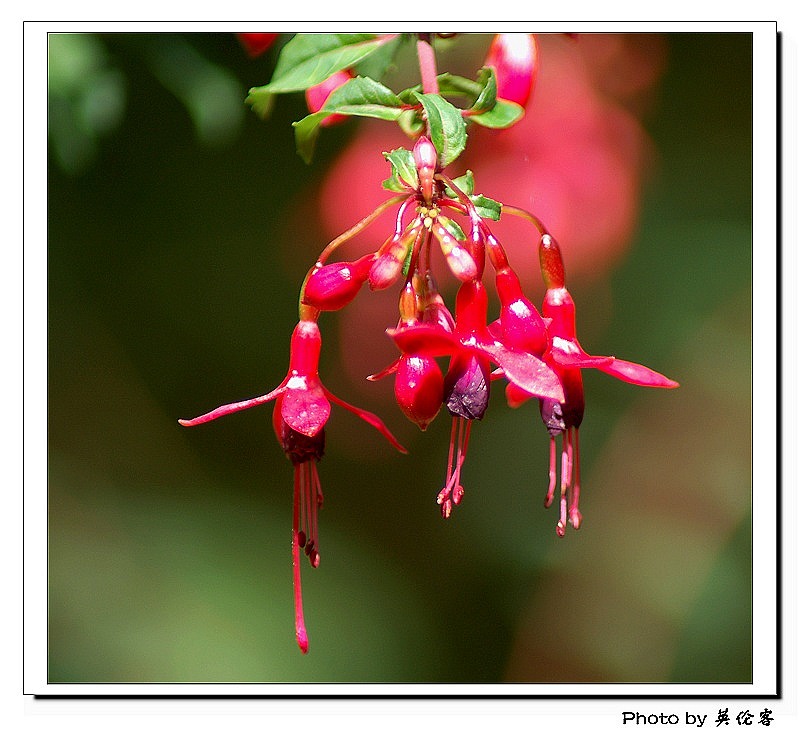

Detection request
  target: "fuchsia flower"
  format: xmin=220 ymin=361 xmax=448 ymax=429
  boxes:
xmin=179 ymin=319 xmax=406 ymax=652
xmin=389 ymin=277 xmax=564 ymax=517
xmin=506 ymin=233 xmax=679 ymax=536
xmin=484 ymin=33 xmax=539 ymax=109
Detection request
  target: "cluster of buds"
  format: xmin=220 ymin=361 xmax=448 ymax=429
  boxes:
xmin=180 ymin=133 xmax=677 ymax=652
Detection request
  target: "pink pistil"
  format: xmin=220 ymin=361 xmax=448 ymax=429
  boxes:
xmin=437 ymin=416 xmax=472 ymax=517
xmin=292 ymin=466 xmax=309 ymax=654
xmin=548 ymin=427 xmax=582 ymax=537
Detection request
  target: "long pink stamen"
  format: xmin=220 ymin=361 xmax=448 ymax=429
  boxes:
xmin=569 ymin=428 xmax=582 ymax=529
xmin=292 ymin=466 xmax=309 ymax=654
xmin=438 ymin=416 xmax=472 ymax=516
xmin=545 ymin=436 xmax=557 ymax=508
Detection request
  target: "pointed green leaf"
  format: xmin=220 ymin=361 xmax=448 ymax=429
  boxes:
xmin=291 ymin=76 xmax=405 ymax=164
xmin=383 ymin=148 xmax=418 ymax=190
xmin=438 ymin=215 xmax=466 ymax=242
xmin=414 ymin=92 xmax=467 ymax=167
xmin=397 ymin=108 xmax=425 ymax=138
xmin=470 ymin=194 xmax=503 ymax=221
xmin=445 ymin=170 xmax=475 ymax=197
xmin=470 ymin=67 xmax=498 ymax=114
xmin=251 ymin=33 xmax=389 ymax=94
xmin=292 ymin=111 xmax=328 ymax=164
xmin=469 ymin=99 xmax=525 ymax=129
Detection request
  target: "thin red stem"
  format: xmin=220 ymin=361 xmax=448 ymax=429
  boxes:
xmin=416 ymin=37 xmax=439 ymax=96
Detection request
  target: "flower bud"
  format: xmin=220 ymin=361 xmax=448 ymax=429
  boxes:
xmin=539 ymin=233 xmax=566 ymax=289
xmin=303 ymin=253 xmax=374 ymax=311
xmin=413 ymin=136 xmax=438 ymax=203
xmin=237 ymin=33 xmax=280 ymax=58
xmin=432 ymin=221 xmax=478 ymax=283
xmin=495 ymin=269 xmax=548 ymax=356
xmin=369 ymin=224 xmax=420 ymax=291
xmin=484 ymin=33 xmax=538 ymax=108
xmin=305 ymin=69 xmax=355 ymax=127
xmin=394 ymin=355 xmax=444 ymax=430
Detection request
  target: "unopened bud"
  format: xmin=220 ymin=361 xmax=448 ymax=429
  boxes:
xmin=303 ymin=254 xmax=374 ymax=311
xmin=394 ymin=355 xmax=444 ymax=430
xmin=369 ymin=224 xmax=420 ymax=291
xmin=413 ymin=136 xmax=438 ymax=204
xmin=539 ymin=234 xmax=566 ymax=289
xmin=484 ymin=33 xmax=538 ymax=109
xmin=432 ymin=221 xmax=478 ymax=282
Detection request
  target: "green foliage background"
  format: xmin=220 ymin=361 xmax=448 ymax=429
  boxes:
xmin=46 ymin=32 xmax=754 ymax=683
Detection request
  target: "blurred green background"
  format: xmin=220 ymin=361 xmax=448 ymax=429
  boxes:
xmin=47 ymin=32 xmax=752 ymax=683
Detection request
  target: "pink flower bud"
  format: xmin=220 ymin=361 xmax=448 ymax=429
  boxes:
xmin=305 ymin=69 xmax=355 ymax=127
xmin=413 ymin=136 xmax=439 ymax=203
xmin=369 ymin=224 xmax=420 ymax=291
xmin=302 ymin=254 xmax=374 ymax=311
xmin=484 ymin=33 xmax=539 ymax=108
xmin=539 ymin=233 xmax=566 ymax=289
xmin=237 ymin=33 xmax=280 ymax=58
xmin=432 ymin=221 xmax=478 ymax=283
xmin=394 ymin=355 xmax=444 ymax=430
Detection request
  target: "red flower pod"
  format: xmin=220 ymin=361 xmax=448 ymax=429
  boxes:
xmin=369 ymin=222 xmax=421 ymax=291
xmin=305 ymin=69 xmax=355 ymax=127
xmin=484 ymin=33 xmax=539 ymax=108
xmin=303 ymin=253 xmax=374 ymax=311
xmin=237 ymin=33 xmax=280 ymax=58
xmin=495 ymin=268 xmax=548 ymax=357
xmin=394 ymin=354 xmax=445 ymax=430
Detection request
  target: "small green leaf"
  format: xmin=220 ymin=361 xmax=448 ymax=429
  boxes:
xmin=292 ymin=112 xmax=328 ymax=164
xmin=291 ymin=77 xmax=405 ymax=163
xmin=247 ymin=89 xmax=275 ymax=120
xmin=470 ymin=194 xmax=503 ymax=221
xmin=470 ymin=67 xmax=497 ymax=114
xmin=445 ymin=170 xmax=475 ymax=197
xmin=382 ymin=175 xmax=408 ymax=193
xmin=469 ymin=99 xmax=525 ymax=129
xmin=252 ymin=33 xmax=388 ymax=94
xmin=414 ymin=92 xmax=467 ymax=167
xmin=438 ymin=215 xmax=466 ymax=242
xmin=383 ymin=148 xmax=418 ymax=190
xmin=324 ymin=75 xmax=403 ymax=109
xmin=397 ymin=109 xmax=425 ymax=138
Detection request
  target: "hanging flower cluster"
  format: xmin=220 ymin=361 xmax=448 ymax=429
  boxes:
xmin=181 ymin=33 xmax=678 ymax=653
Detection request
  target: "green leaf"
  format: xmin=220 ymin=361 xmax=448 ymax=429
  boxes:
xmin=383 ymin=148 xmax=418 ymax=190
xmin=354 ymin=34 xmax=405 ymax=81
xmin=397 ymin=109 xmax=425 ymax=138
xmin=470 ymin=68 xmax=497 ymax=114
xmin=325 ymin=75 xmax=403 ymax=109
xmin=247 ymin=89 xmax=275 ymax=120
xmin=469 ymin=99 xmax=525 ymax=129
xmin=292 ymin=112 xmax=328 ymax=164
xmin=438 ymin=215 xmax=466 ymax=242
xmin=445 ymin=170 xmax=475 ymax=197
xmin=291 ymin=76 xmax=405 ymax=163
xmin=414 ymin=92 xmax=467 ymax=167
xmin=251 ymin=33 xmax=388 ymax=94
xmin=470 ymin=194 xmax=503 ymax=221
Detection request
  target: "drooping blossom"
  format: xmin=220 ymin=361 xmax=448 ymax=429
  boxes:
xmin=507 ymin=233 xmax=678 ymax=536
xmin=179 ymin=319 xmax=406 ymax=652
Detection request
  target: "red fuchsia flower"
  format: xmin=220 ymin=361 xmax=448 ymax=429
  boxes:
xmin=237 ymin=33 xmax=280 ymax=58
xmin=305 ymin=69 xmax=356 ymax=127
xmin=507 ymin=233 xmax=679 ymax=537
xmin=484 ymin=33 xmax=539 ymax=109
xmin=369 ymin=277 xmax=447 ymax=431
xmin=389 ymin=278 xmax=564 ymax=517
xmin=179 ymin=319 xmax=406 ymax=653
